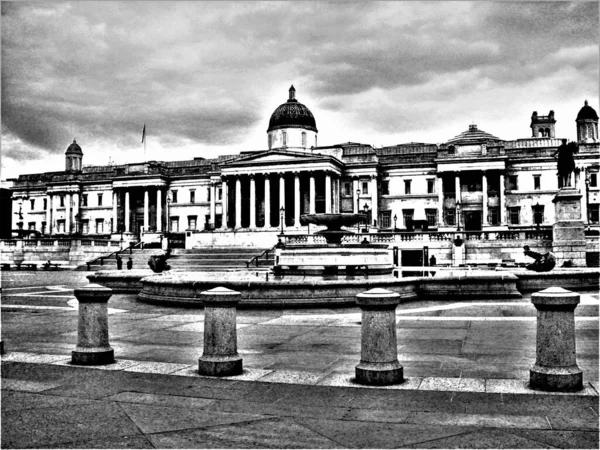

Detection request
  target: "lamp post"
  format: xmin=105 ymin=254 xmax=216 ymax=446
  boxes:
xmin=166 ymin=192 xmax=172 ymax=233
xmin=356 ymin=188 xmax=361 ymax=233
xmin=280 ymin=206 xmax=285 ymax=234
xmin=456 ymin=201 xmax=461 ymax=231
xmin=364 ymin=203 xmax=369 ymax=229
xmin=393 ymin=214 xmax=397 ymax=231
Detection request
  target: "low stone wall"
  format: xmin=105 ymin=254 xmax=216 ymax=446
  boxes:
xmin=514 ymin=269 xmax=600 ymax=292
xmin=88 ymin=270 xmax=156 ymax=293
xmin=417 ymin=271 xmax=522 ymax=299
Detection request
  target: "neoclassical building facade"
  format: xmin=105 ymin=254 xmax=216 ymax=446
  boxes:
xmin=7 ymin=87 xmax=600 ymax=244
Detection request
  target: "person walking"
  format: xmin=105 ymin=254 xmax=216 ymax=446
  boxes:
xmin=116 ymin=254 xmax=123 ymax=270
xmin=126 ymin=257 xmax=133 ymax=270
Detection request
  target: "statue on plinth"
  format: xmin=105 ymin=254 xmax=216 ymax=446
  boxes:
xmin=523 ymin=245 xmax=556 ymax=272
xmin=554 ymin=139 xmax=578 ymax=188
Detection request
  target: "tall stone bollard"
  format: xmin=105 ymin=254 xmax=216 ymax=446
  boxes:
xmin=355 ymin=288 xmax=403 ymax=385
xmin=530 ymin=287 xmax=583 ymax=391
xmin=72 ymin=284 xmax=114 ymax=365
xmin=198 ymin=287 xmax=243 ymax=377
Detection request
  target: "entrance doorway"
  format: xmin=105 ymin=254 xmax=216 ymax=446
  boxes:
xmin=464 ymin=211 xmax=482 ymax=231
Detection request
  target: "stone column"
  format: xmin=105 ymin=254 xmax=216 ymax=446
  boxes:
xmin=530 ymin=287 xmax=583 ymax=391
xmin=221 ymin=179 xmax=228 ymax=229
xmin=143 ymin=189 xmax=149 ymax=232
xmin=235 ymin=177 xmax=242 ymax=229
xmin=72 ymin=192 xmax=80 ymax=234
xmin=46 ymin=194 xmax=52 ymax=234
xmin=210 ymin=183 xmax=216 ymax=229
xmin=353 ymin=178 xmax=359 ymax=213
xmin=113 ymin=191 xmax=119 ymax=233
xmin=309 ymin=173 xmax=316 ymax=214
xmin=124 ymin=191 xmax=130 ymax=232
xmin=482 ymin=171 xmax=489 ymax=226
xmin=249 ymin=176 xmax=256 ymax=229
xmin=500 ymin=173 xmax=506 ymax=225
xmin=294 ymin=173 xmax=301 ymax=227
xmin=355 ymin=288 xmax=403 ymax=385
xmin=279 ymin=173 xmax=285 ymax=228
xmin=454 ymin=172 xmax=461 ymax=203
xmin=264 ymin=176 xmax=271 ymax=228
xmin=437 ymin=176 xmax=444 ymax=226
xmin=156 ymin=189 xmax=162 ymax=232
xmin=198 ymin=287 xmax=243 ymax=376
xmin=325 ymin=173 xmax=332 ymax=214
xmin=71 ymin=284 xmax=114 ymax=365
xmin=370 ymin=175 xmax=378 ymax=226
xmin=65 ymin=193 xmax=71 ymax=234
xmin=52 ymin=194 xmax=58 ymax=234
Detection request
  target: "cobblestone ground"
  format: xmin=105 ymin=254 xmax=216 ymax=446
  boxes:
xmin=1 ymin=270 xmax=598 ymax=448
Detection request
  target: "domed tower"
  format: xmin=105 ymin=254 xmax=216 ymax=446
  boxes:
xmin=267 ymin=85 xmax=318 ymax=151
xmin=65 ymin=139 xmax=83 ymax=171
xmin=576 ymin=100 xmax=598 ymax=143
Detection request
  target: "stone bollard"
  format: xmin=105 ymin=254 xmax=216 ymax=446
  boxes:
xmin=530 ymin=287 xmax=583 ymax=391
xmin=72 ymin=284 xmax=114 ymax=365
xmin=198 ymin=287 xmax=243 ymax=377
xmin=355 ymin=288 xmax=403 ymax=385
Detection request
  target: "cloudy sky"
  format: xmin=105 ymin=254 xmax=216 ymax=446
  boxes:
xmin=2 ymin=1 xmax=598 ymax=179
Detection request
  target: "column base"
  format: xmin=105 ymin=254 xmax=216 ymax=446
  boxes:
xmin=71 ymin=348 xmax=114 ymax=365
xmin=355 ymin=361 xmax=404 ymax=386
xmin=530 ymin=364 xmax=583 ymax=392
xmin=198 ymin=355 xmax=243 ymax=377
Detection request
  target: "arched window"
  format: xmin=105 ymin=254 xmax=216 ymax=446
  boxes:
xmin=282 ymin=131 xmax=287 ymax=147
xmin=301 ymin=132 xmax=306 ymax=147
xmin=268 ymin=134 xmax=272 ymax=150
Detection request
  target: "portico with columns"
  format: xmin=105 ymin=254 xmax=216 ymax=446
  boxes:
xmin=219 ymin=150 xmax=343 ymax=230
xmin=112 ymin=178 xmax=167 ymax=236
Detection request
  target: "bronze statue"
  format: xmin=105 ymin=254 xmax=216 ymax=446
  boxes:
xmin=554 ymin=139 xmax=578 ymax=188
xmin=523 ymin=245 xmax=556 ymax=272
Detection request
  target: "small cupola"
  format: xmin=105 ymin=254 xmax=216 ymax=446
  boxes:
xmin=65 ymin=139 xmax=83 ymax=171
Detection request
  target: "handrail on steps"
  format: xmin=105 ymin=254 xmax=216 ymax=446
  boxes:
xmin=246 ymin=244 xmax=278 ymax=268
xmin=86 ymin=241 xmax=143 ymax=271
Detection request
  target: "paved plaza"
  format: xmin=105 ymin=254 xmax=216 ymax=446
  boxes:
xmin=1 ymin=270 xmax=599 ymax=448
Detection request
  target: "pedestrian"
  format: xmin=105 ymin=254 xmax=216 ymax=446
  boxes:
xmin=116 ymin=254 xmax=123 ymax=270
xmin=429 ymin=255 xmax=436 ymax=266
xmin=126 ymin=257 xmax=133 ymax=270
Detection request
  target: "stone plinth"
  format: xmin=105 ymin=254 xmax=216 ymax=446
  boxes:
xmin=355 ymin=288 xmax=404 ymax=385
xmin=552 ymin=188 xmax=586 ymax=267
xmin=72 ymin=284 xmax=114 ymax=365
xmin=198 ymin=287 xmax=243 ymax=376
xmin=530 ymin=287 xmax=583 ymax=392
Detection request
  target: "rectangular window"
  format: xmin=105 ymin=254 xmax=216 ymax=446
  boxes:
xmin=507 ymin=175 xmax=518 ymax=191
xmin=60 ymin=196 xmax=65 ymax=207
xmin=57 ymin=219 xmax=65 ymax=233
xmin=28 ymin=222 xmax=35 ymax=230
xmin=404 ymin=180 xmax=412 ymax=195
xmin=589 ymin=204 xmax=599 ymax=223
xmin=30 ymin=199 xmax=35 ymax=210
xmin=533 ymin=205 xmax=544 ymax=225
xmin=425 ymin=209 xmax=437 ymax=227
xmin=171 ymin=190 xmax=178 ymax=204
xmin=218 ymin=187 xmax=223 ymax=201
xmin=402 ymin=209 xmax=414 ymax=228
xmin=361 ymin=181 xmax=369 ymax=195
xmin=82 ymin=194 xmax=88 ymax=207
xmin=444 ymin=208 xmax=456 ymax=226
xmin=344 ymin=182 xmax=351 ymax=196
xmin=382 ymin=181 xmax=389 ymax=196
xmin=488 ymin=207 xmax=500 ymax=226
xmin=43 ymin=198 xmax=47 ymax=210
xmin=427 ymin=179 xmax=435 ymax=194
xmin=190 ymin=190 xmax=196 ymax=204
xmin=509 ymin=207 xmax=520 ymax=225
xmin=41 ymin=221 xmax=46 ymax=234
xmin=97 ymin=194 xmax=103 ymax=206
xmin=590 ymin=173 xmax=598 ymax=188
xmin=170 ymin=217 xmax=179 ymax=232
xmin=95 ymin=219 xmax=104 ymax=234
xmin=188 ymin=215 xmax=197 ymax=230
xmin=533 ymin=175 xmax=541 ymax=190
xmin=82 ymin=219 xmax=89 ymax=234
xmin=380 ymin=211 xmax=392 ymax=229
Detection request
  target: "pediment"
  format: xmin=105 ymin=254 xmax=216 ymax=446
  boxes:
xmin=224 ymin=150 xmax=328 ymax=166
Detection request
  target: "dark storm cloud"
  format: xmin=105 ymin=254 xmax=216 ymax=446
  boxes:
xmin=1 ymin=1 xmax=598 ymax=169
